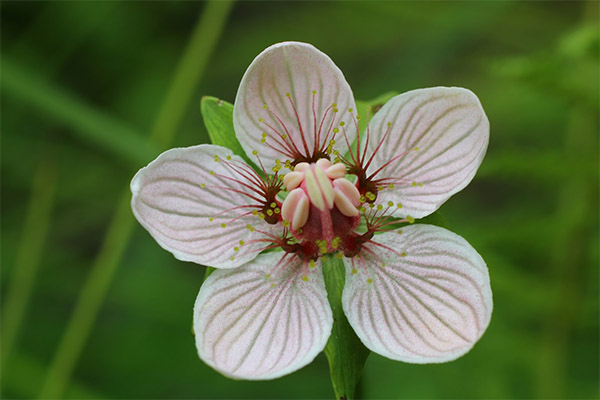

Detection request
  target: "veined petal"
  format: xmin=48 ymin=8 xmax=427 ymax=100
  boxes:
xmin=342 ymin=224 xmax=492 ymax=363
xmin=194 ymin=252 xmax=332 ymax=379
xmin=234 ymin=42 xmax=356 ymax=168
xmin=365 ymin=87 xmax=489 ymax=218
xmin=131 ymin=144 xmax=279 ymax=269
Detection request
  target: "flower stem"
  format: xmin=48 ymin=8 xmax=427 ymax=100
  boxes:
xmin=322 ymin=255 xmax=370 ymax=400
xmin=37 ymin=2 xmax=234 ymax=398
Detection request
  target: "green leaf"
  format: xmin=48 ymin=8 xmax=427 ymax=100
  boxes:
xmin=322 ymin=255 xmax=370 ymax=400
xmin=203 ymin=266 xmax=216 ymax=282
xmin=355 ymin=91 xmax=398 ymax=134
xmin=201 ymin=96 xmax=258 ymax=169
xmin=417 ymin=210 xmax=449 ymax=229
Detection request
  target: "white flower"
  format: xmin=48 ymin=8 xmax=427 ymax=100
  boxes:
xmin=131 ymin=42 xmax=492 ymax=379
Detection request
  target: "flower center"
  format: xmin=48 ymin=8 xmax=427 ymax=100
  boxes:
xmin=281 ymin=158 xmax=361 ymax=236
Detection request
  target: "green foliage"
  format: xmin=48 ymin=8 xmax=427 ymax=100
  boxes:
xmin=200 ymin=96 xmax=257 ymax=169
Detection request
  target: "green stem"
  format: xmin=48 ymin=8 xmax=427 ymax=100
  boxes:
xmin=1 ymin=150 xmax=58 ymax=374
xmin=150 ymin=0 xmax=234 ymax=148
xmin=38 ymin=2 xmax=234 ymax=398
xmin=322 ymin=255 xmax=370 ymax=400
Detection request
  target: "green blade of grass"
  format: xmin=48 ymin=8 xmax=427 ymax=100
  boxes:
xmin=1 ymin=149 xmax=59 ymax=375
xmin=6 ymin=352 xmax=99 ymax=399
xmin=37 ymin=1 xmax=235 ymax=398
xmin=0 ymin=59 xmax=159 ymax=168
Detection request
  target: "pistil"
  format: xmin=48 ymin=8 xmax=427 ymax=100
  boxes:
xmin=280 ymin=158 xmax=361 ymax=245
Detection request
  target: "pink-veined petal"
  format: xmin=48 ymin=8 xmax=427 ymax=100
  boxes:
xmin=234 ymin=41 xmax=356 ymax=168
xmin=131 ymin=144 xmax=280 ymax=269
xmin=194 ymin=252 xmax=332 ymax=380
xmin=365 ymin=87 xmax=489 ymax=218
xmin=342 ymin=224 xmax=492 ymax=363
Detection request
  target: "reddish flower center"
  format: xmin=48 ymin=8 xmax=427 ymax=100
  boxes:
xmin=280 ymin=158 xmax=361 ymax=256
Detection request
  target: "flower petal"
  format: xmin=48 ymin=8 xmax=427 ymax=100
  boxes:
xmin=194 ymin=252 xmax=332 ymax=379
xmin=365 ymin=87 xmax=489 ymax=218
xmin=131 ymin=144 xmax=279 ymax=269
xmin=234 ymin=42 xmax=356 ymax=167
xmin=342 ymin=224 xmax=492 ymax=363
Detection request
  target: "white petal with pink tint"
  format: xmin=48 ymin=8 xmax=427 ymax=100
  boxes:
xmin=365 ymin=87 xmax=489 ymax=218
xmin=131 ymin=144 xmax=278 ymax=269
xmin=194 ymin=252 xmax=332 ymax=380
xmin=342 ymin=224 xmax=492 ymax=363
xmin=234 ymin=42 xmax=356 ymax=168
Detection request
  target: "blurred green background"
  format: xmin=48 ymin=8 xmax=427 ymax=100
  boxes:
xmin=1 ymin=1 xmax=598 ymax=399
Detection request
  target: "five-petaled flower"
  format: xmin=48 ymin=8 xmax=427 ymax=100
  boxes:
xmin=131 ymin=42 xmax=493 ymax=380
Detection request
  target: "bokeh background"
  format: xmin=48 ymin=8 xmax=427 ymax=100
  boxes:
xmin=1 ymin=1 xmax=598 ymax=399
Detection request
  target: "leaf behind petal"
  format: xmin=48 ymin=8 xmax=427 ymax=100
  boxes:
xmin=201 ymin=96 xmax=258 ymax=169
